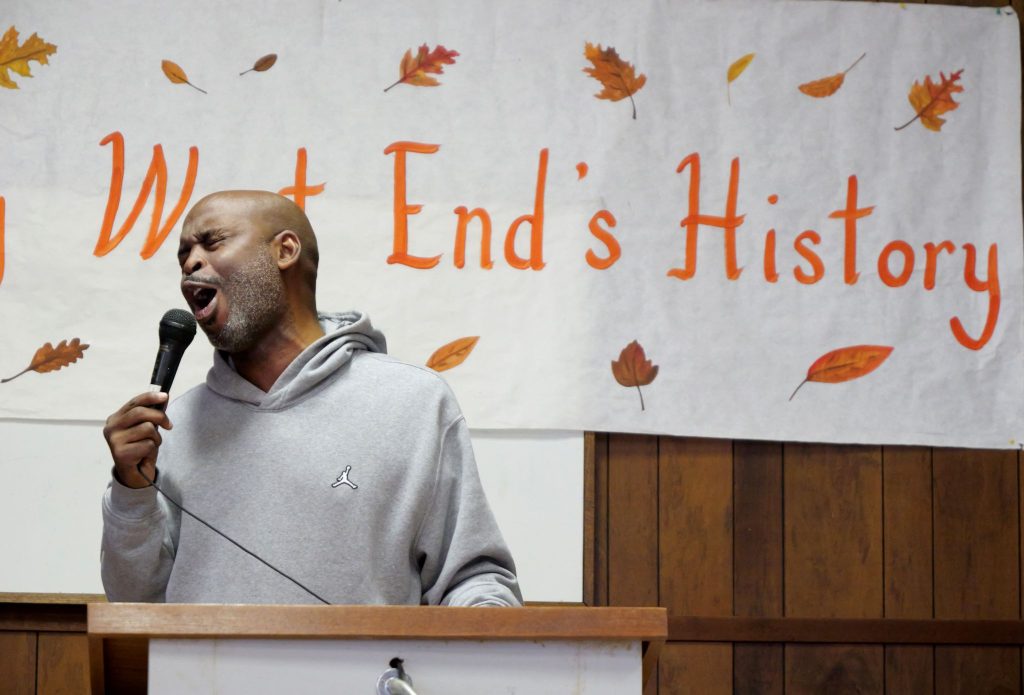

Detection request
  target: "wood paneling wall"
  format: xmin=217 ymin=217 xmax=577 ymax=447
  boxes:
xmin=587 ymin=435 xmax=1024 ymax=694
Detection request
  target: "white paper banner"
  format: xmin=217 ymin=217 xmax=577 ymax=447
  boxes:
xmin=0 ymin=0 xmax=1020 ymax=449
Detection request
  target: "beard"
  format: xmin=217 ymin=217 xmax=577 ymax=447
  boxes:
xmin=206 ymin=251 xmax=285 ymax=353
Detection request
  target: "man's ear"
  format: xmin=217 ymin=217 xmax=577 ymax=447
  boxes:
xmin=274 ymin=230 xmax=302 ymax=270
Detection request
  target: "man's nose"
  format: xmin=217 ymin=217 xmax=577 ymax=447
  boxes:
xmin=182 ymin=249 xmax=205 ymax=275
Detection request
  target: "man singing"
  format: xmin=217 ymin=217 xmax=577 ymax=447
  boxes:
xmin=100 ymin=190 xmax=522 ymax=607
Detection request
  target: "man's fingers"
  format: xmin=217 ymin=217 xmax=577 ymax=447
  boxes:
xmin=115 ymin=440 xmax=159 ymax=467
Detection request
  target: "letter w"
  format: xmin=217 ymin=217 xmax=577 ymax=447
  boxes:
xmin=94 ymin=131 xmax=199 ymax=259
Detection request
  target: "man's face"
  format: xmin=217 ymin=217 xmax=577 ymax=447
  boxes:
xmin=177 ymin=197 xmax=285 ymax=353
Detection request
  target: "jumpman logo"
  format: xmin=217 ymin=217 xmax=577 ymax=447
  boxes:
xmin=332 ymin=465 xmax=358 ymax=490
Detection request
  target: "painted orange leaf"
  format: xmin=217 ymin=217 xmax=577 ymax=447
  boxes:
xmin=2 ymin=338 xmax=90 ymax=383
xmin=789 ymin=344 xmax=894 ymax=401
xmin=161 ymin=59 xmax=206 ymax=94
xmin=726 ymin=52 xmax=754 ymax=105
xmin=798 ymin=53 xmax=866 ymax=98
xmin=583 ymin=42 xmax=646 ymax=120
xmin=0 ymin=26 xmax=57 ymax=90
xmin=240 ymin=53 xmax=277 ymax=76
xmin=384 ymin=44 xmax=459 ymax=92
xmin=611 ymin=340 xmax=658 ymax=411
xmin=895 ymin=69 xmax=964 ymax=132
xmin=426 ymin=336 xmax=479 ymax=372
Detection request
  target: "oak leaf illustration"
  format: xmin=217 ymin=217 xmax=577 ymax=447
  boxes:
xmin=161 ymin=59 xmax=207 ymax=94
xmin=798 ymin=53 xmax=866 ymax=98
xmin=583 ymin=42 xmax=646 ymax=120
xmin=426 ymin=336 xmax=479 ymax=372
xmin=789 ymin=345 xmax=893 ymax=401
xmin=240 ymin=53 xmax=277 ymax=76
xmin=727 ymin=53 xmax=755 ymax=105
xmin=611 ymin=340 xmax=658 ymax=411
xmin=895 ymin=69 xmax=964 ymax=132
xmin=384 ymin=44 xmax=459 ymax=92
xmin=0 ymin=26 xmax=57 ymax=90
xmin=2 ymin=338 xmax=90 ymax=383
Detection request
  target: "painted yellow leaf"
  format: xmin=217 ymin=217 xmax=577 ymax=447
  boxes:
xmin=161 ymin=59 xmax=206 ymax=94
xmin=728 ymin=53 xmax=755 ymax=83
xmin=727 ymin=52 xmax=755 ymax=105
xmin=0 ymin=26 xmax=57 ymax=90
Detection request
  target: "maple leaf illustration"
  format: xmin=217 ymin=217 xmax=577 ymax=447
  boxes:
xmin=2 ymin=338 xmax=90 ymax=383
xmin=0 ymin=26 xmax=57 ymax=90
xmin=583 ymin=42 xmax=646 ymax=120
xmin=611 ymin=340 xmax=658 ymax=411
xmin=895 ymin=69 xmax=964 ymax=132
xmin=384 ymin=44 xmax=459 ymax=92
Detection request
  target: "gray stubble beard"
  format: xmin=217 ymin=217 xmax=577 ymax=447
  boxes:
xmin=205 ymin=251 xmax=286 ymax=354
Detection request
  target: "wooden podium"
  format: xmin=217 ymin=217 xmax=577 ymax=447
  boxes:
xmin=88 ymin=604 xmax=666 ymax=694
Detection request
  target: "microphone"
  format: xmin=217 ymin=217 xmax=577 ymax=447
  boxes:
xmin=150 ymin=308 xmax=196 ymax=400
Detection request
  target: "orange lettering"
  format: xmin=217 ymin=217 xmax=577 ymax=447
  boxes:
xmin=828 ymin=175 xmax=874 ymax=285
xmin=878 ymin=240 xmax=914 ymax=287
xmin=923 ymin=241 xmax=956 ymax=290
xmin=763 ymin=229 xmax=778 ymax=283
xmin=277 ymin=147 xmax=325 ymax=211
xmin=383 ymin=141 xmax=442 ymax=269
xmin=94 ymin=131 xmax=199 ymax=260
xmin=951 ymin=243 xmax=1000 ymax=350
xmin=585 ymin=210 xmax=620 ymax=270
xmin=453 ymin=206 xmax=493 ymax=269
xmin=793 ymin=230 xmax=824 ymax=284
xmin=504 ymin=148 xmax=548 ymax=271
xmin=668 ymin=153 xmax=745 ymax=281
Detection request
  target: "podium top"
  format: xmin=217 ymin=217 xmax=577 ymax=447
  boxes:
xmin=87 ymin=603 xmax=666 ymax=642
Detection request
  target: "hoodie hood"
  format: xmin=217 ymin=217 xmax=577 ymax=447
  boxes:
xmin=204 ymin=311 xmax=387 ymax=410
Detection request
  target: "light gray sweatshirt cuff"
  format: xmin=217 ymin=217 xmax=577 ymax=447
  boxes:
xmin=106 ymin=475 xmax=160 ymax=520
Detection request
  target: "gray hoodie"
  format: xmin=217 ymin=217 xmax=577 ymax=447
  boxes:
xmin=101 ymin=312 xmax=522 ymax=607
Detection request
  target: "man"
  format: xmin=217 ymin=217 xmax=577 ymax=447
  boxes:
xmin=101 ymin=190 xmax=522 ymax=607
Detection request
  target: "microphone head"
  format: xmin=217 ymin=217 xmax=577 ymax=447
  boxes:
xmin=159 ymin=308 xmax=197 ymax=346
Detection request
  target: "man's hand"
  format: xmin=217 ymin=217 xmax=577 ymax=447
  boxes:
xmin=103 ymin=391 xmax=173 ymax=489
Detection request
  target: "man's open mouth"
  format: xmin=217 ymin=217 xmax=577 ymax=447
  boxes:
xmin=187 ymin=285 xmax=220 ymax=322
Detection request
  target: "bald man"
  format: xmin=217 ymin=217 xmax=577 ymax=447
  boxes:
xmin=100 ymin=191 xmax=522 ymax=607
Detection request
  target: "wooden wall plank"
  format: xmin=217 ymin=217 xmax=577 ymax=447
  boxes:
xmin=608 ymin=433 xmax=659 ymax=608
xmin=0 ymin=632 xmax=36 ymax=695
xmin=734 ymin=643 xmax=782 ymax=695
xmin=883 ymin=446 xmax=935 ymax=692
xmin=659 ymin=437 xmax=732 ymax=695
xmin=886 ymin=646 xmax=933 ymax=695
xmin=659 ymin=643 xmax=731 ymax=695
xmin=784 ymin=444 xmax=883 ymax=694
xmin=784 ymin=443 xmax=883 ymax=618
xmin=37 ymin=633 xmax=91 ymax=695
xmin=659 ymin=436 xmax=733 ymax=616
xmin=594 ymin=432 xmax=609 ymax=607
xmin=733 ymin=441 xmax=783 ymax=694
xmin=883 ymin=446 xmax=933 ymax=618
xmin=734 ymin=441 xmax=783 ymax=617
xmin=935 ymin=647 xmax=1021 ymax=695
xmin=934 ymin=448 xmax=1020 ymax=694
xmin=785 ymin=645 xmax=883 ymax=695
xmin=934 ymin=448 xmax=1018 ymax=619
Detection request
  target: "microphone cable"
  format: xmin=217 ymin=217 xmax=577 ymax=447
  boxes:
xmin=134 ymin=462 xmax=332 ymax=605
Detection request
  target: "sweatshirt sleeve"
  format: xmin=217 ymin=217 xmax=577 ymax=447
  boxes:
xmin=100 ymin=475 xmax=178 ymax=602
xmin=416 ymin=417 xmax=524 ymax=607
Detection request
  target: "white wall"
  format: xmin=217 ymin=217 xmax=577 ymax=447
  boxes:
xmin=0 ymin=420 xmax=582 ymax=602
